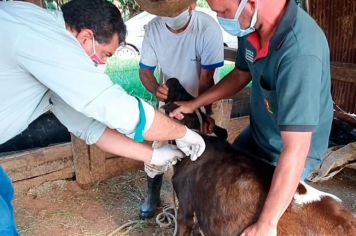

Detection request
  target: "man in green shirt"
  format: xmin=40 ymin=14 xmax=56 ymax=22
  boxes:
xmin=171 ymin=0 xmax=333 ymax=235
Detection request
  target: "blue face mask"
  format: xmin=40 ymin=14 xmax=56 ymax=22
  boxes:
xmin=217 ymin=0 xmax=258 ymax=37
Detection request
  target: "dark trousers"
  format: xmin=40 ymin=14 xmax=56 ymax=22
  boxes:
xmin=232 ymin=126 xmax=312 ymax=180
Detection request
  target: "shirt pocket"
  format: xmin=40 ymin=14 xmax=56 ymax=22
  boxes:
xmin=258 ymin=76 xmax=278 ymax=117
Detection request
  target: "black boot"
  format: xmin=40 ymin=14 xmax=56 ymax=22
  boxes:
xmin=139 ymin=174 xmax=163 ymax=219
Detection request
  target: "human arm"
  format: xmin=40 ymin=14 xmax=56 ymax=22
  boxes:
xmin=241 ymin=131 xmax=312 ymax=236
xmin=96 ymin=128 xmax=185 ymax=165
xmin=199 ymin=68 xmax=216 ymax=133
xmin=199 ymin=68 xmax=215 ymax=114
xmin=170 ymin=67 xmax=251 ymax=119
xmin=96 ymin=112 xmax=205 ymax=165
xmin=139 ymin=67 xmax=169 ymax=102
xmin=139 ymin=22 xmax=169 ymax=102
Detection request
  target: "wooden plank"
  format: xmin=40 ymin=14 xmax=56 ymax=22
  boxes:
xmin=226 ymin=116 xmax=250 ymax=144
xmin=212 ymin=99 xmax=233 ymax=128
xmin=104 ymin=157 xmax=143 ymax=180
xmin=71 ymin=135 xmax=92 ymax=189
xmin=13 ymin=167 xmax=74 ymax=193
xmin=224 ymin=47 xmax=237 ymax=62
xmin=331 ymin=63 xmax=356 ymax=84
xmin=223 ymin=49 xmax=356 ymax=84
xmin=24 ymin=0 xmax=45 ymax=8
xmin=0 ymin=143 xmax=73 ymax=182
xmin=335 ymin=111 xmax=356 ymax=128
xmin=89 ymin=145 xmax=106 ymax=182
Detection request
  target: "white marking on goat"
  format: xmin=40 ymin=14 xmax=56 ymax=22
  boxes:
xmin=293 ymin=181 xmax=341 ymax=205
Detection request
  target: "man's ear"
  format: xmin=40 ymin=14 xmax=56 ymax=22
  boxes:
xmin=75 ymin=29 xmax=94 ymax=49
xmin=189 ymin=2 xmax=196 ymax=11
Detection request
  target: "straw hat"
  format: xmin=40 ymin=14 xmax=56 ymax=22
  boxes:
xmin=135 ymin=0 xmax=196 ymax=17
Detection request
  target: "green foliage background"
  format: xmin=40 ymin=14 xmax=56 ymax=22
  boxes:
xmin=105 ymin=56 xmax=235 ymax=105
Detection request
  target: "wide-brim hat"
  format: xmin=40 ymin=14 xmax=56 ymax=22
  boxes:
xmin=135 ymin=0 xmax=196 ymax=17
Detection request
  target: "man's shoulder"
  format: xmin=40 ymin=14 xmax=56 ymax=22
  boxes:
xmin=145 ymin=16 xmax=164 ymax=31
xmin=291 ymin=9 xmax=328 ymax=52
xmin=193 ymin=10 xmax=220 ymax=29
xmin=193 ymin=10 xmax=216 ymax=22
xmin=190 ymin=10 xmax=221 ymax=39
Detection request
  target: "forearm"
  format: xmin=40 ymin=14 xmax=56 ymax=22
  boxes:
xmin=258 ymin=132 xmax=311 ymax=226
xmin=139 ymin=68 xmax=158 ymax=94
xmin=192 ymin=68 xmax=251 ymax=109
xmin=258 ymin=151 xmax=306 ymax=226
xmin=199 ymin=68 xmax=215 ymax=115
xmin=144 ymin=110 xmax=186 ymax=141
xmin=96 ymin=128 xmax=153 ymax=163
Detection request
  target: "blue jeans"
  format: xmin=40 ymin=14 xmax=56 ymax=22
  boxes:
xmin=0 ymin=166 xmax=19 ymax=236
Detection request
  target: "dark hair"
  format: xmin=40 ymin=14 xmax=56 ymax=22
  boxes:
xmin=61 ymin=0 xmax=126 ymax=44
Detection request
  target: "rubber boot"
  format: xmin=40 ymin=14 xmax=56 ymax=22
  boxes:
xmin=139 ymin=174 xmax=163 ymax=219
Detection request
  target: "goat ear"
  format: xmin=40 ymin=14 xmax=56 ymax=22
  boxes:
xmin=160 ymin=102 xmax=179 ymax=113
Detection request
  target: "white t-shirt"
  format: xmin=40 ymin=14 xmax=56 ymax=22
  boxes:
xmin=0 ymin=1 xmax=154 ymax=144
xmin=140 ymin=10 xmax=224 ymax=97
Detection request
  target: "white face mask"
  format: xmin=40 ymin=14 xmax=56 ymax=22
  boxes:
xmin=161 ymin=9 xmax=191 ymax=30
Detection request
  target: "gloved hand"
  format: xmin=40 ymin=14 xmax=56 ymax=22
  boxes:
xmin=144 ymin=163 xmax=168 ymax=178
xmin=176 ymin=126 xmax=206 ymax=161
xmin=150 ymin=144 xmax=184 ymax=166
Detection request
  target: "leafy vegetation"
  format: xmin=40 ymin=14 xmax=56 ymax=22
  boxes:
xmin=197 ymin=0 xmax=209 ymax=8
xmin=105 ymin=56 xmax=158 ymax=106
xmin=105 ymin=55 xmax=235 ymax=105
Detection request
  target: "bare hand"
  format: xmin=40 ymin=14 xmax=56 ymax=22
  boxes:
xmin=202 ymin=116 xmax=215 ymax=134
xmin=169 ymin=101 xmax=196 ymax=120
xmin=155 ymin=84 xmax=169 ymax=102
xmin=241 ymin=222 xmax=277 ymax=236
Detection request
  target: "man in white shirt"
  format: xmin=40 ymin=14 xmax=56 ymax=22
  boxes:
xmin=0 ymin=0 xmax=203 ymax=234
xmin=138 ymin=2 xmax=224 ymax=218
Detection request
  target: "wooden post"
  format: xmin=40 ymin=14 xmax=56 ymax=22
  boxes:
xmin=212 ymin=99 xmax=233 ymax=129
xmin=89 ymin=145 xmax=106 ymax=182
xmin=224 ymin=47 xmax=237 ymax=61
xmin=71 ymin=135 xmax=142 ymax=188
xmin=71 ymin=135 xmax=92 ymax=189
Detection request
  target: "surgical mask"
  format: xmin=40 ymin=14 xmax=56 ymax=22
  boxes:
xmin=90 ymin=36 xmax=105 ymax=66
xmin=161 ymin=9 xmax=191 ymax=30
xmin=217 ymin=0 xmax=258 ymax=37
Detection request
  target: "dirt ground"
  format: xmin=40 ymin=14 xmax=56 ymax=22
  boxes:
xmin=14 ymin=166 xmax=356 ymax=236
xmin=14 ymin=169 xmax=178 ymax=236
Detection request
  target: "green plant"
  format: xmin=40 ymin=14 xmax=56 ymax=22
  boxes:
xmin=105 ymin=56 xmax=158 ymax=106
xmin=197 ymin=0 xmax=209 ymax=8
xmin=111 ymin=0 xmax=141 ymax=21
xmin=105 ymin=55 xmax=243 ymax=106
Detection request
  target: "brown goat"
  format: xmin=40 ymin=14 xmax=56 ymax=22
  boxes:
xmin=164 ymin=78 xmax=356 ymax=236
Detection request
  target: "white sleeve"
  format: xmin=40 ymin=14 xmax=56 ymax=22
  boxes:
xmin=15 ymin=27 xmax=154 ymax=138
xmin=200 ymin=21 xmax=224 ymax=70
xmin=139 ymin=23 xmax=158 ymax=69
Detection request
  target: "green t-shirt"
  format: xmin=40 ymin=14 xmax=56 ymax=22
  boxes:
xmin=235 ymin=0 xmax=333 ymax=170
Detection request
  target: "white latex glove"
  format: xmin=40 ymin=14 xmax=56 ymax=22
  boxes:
xmin=175 ymin=126 xmax=206 ymax=161
xmin=150 ymin=144 xmax=184 ymax=166
xmin=144 ymin=163 xmax=168 ymax=178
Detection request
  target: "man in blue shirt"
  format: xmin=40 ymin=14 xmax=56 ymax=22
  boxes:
xmin=0 ymin=0 xmax=204 ymax=234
